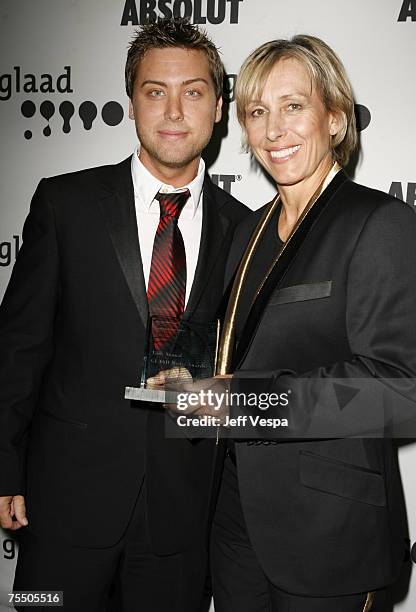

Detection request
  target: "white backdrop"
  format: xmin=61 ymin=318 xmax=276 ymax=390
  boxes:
xmin=1 ymin=1 xmax=415 ymax=610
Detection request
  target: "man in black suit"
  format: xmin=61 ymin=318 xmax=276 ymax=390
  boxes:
xmin=0 ymin=18 xmax=248 ymax=612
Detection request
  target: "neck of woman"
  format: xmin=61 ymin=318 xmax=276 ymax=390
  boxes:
xmin=277 ymin=157 xmax=339 ymax=241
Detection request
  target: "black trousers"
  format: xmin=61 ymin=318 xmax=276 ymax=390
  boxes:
xmin=14 ymin=479 xmax=208 ymax=612
xmin=211 ymin=454 xmax=388 ymax=612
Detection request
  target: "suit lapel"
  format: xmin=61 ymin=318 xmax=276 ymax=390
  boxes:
xmin=99 ymin=156 xmax=148 ymax=328
xmin=99 ymin=166 xmax=230 ymax=326
xmin=234 ymin=169 xmax=349 ymax=368
xmin=185 ymin=175 xmax=230 ymax=317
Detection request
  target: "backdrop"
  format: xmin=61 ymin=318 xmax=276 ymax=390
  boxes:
xmin=1 ymin=1 xmax=415 ymax=610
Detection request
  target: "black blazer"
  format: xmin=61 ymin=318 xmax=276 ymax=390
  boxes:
xmin=226 ymin=170 xmax=416 ymax=596
xmin=0 ymin=155 xmax=248 ymax=552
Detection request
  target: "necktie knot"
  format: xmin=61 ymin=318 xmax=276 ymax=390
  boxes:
xmin=156 ymin=189 xmax=190 ymax=220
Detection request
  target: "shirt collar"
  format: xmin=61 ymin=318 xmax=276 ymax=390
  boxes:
xmin=131 ymin=144 xmax=205 ymax=218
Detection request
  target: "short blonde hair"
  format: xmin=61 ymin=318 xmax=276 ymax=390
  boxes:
xmin=236 ymin=35 xmax=357 ymax=167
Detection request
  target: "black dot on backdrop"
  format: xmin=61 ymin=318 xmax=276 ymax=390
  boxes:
xmin=59 ymin=101 xmax=75 ymax=134
xmin=355 ymin=104 xmax=371 ymax=132
xmin=40 ymin=100 xmax=55 ymax=121
xmin=21 ymin=101 xmax=36 ymax=140
xmin=102 ymin=101 xmax=124 ymax=126
xmin=21 ymin=100 xmax=36 ymax=118
xmin=40 ymin=101 xmax=55 ymax=137
xmin=411 ymin=542 xmax=416 ymax=564
xmin=79 ymin=101 xmax=98 ymax=130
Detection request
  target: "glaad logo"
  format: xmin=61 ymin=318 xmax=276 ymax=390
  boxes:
xmin=121 ymin=0 xmax=243 ymax=25
xmin=211 ymin=174 xmax=241 ymax=194
xmin=0 ymin=66 xmax=125 ymax=140
xmin=389 ymin=183 xmax=416 ymax=207
xmin=0 ymin=66 xmax=73 ymax=101
xmin=398 ymin=0 xmax=416 ymax=21
xmin=21 ymin=100 xmax=124 ymax=140
xmin=0 ymin=236 xmax=20 ymax=267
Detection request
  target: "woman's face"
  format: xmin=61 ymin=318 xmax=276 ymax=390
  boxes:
xmin=244 ymin=57 xmax=340 ymax=193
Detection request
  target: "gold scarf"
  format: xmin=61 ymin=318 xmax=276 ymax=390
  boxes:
xmin=216 ymin=162 xmax=340 ymax=375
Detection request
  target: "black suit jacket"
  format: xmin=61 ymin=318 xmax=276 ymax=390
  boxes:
xmin=0 ymin=155 xmax=248 ymax=552
xmin=226 ymin=170 xmax=415 ymax=595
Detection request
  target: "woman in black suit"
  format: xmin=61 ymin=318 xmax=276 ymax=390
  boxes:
xmin=207 ymin=35 xmax=416 ymax=612
xmin=155 ymin=33 xmax=416 ymax=611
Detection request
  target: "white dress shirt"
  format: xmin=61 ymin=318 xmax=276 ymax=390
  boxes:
xmin=131 ymin=145 xmax=204 ymax=307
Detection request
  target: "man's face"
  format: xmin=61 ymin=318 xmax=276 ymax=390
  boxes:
xmin=129 ymin=47 xmax=222 ymax=176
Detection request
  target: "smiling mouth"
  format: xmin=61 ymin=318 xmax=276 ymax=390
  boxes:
xmin=270 ymin=145 xmax=301 ymax=160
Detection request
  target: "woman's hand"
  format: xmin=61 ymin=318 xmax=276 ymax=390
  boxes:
xmin=147 ymin=369 xmax=232 ymax=423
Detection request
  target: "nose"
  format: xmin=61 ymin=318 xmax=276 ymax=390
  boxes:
xmin=266 ymin=110 xmax=285 ymax=142
xmin=165 ymin=93 xmax=184 ymax=122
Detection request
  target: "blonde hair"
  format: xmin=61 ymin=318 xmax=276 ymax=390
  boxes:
xmin=236 ymin=35 xmax=357 ymax=166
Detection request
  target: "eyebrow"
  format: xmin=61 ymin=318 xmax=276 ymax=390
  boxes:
xmin=247 ymin=92 xmax=309 ymax=105
xmin=140 ymin=78 xmax=210 ymax=88
xmin=280 ymin=92 xmax=309 ymax=100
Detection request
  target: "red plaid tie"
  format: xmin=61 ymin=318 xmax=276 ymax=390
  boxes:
xmin=147 ymin=189 xmax=190 ymax=350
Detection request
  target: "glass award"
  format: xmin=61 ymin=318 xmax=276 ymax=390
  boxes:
xmin=124 ymin=315 xmax=220 ymax=404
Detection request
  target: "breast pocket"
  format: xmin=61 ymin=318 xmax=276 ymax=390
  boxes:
xmin=268 ymin=281 xmax=332 ymax=306
xmin=299 ymin=450 xmax=386 ymax=507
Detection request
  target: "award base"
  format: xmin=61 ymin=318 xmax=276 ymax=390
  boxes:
xmin=125 ymin=317 xmax=220 ymax=405
xmin=124 ymin=386 xmax=179 ymax=404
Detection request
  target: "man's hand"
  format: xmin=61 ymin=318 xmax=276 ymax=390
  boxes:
xmin=0 ymin=495 xmax=28 ymax=530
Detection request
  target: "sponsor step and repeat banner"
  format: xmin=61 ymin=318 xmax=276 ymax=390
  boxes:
xmin=0 ymin=0 xmax=415 ymax=609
